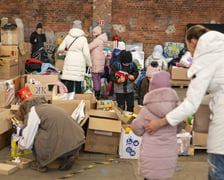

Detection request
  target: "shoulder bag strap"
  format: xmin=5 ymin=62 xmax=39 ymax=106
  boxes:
xmin=67 ymin=36 xmax=81 ymax=50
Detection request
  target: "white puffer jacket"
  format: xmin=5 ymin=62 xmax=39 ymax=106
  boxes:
xmin=145 ymin=51 xmax=168 ymax=70
xmin=58 ymin=28 xmax=92 ymax=81
xmin=166 ymin=31 xmax=224 ymax=155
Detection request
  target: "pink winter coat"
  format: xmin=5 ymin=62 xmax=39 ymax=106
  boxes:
xmin=89 ymin=33 xmax=108 ymax=73
xmin=131 ymin=87 xmax=179 ymax=180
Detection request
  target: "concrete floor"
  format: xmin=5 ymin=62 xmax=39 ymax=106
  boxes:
xmin=0 ymin=146 xmax=208 ymax=180
xmin=0 ymin=87 xmax=209 ymax=180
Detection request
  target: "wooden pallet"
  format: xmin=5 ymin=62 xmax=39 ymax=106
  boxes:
xmin=188 ymin=145 xmax=207 ymax=156
xmin=171 ymin=80 xmax=190 ymax=88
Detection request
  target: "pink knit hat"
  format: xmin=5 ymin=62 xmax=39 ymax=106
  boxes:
xmin=149 ymin=71 xmax=171 ymax=91
xmin=146 ymin=66 xmax=159 ymax=78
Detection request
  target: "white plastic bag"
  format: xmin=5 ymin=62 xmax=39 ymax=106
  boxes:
xmin=119 ymin=128 xmax=142 ymax=159
xmin=71 ymin=100 xmax=86 ymax=124
xmin=83 ymin=67 xmax=93 ymax=93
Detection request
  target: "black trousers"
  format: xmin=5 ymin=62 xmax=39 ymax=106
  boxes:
xmin=61 ymin=80 xmax=81 ymax=93
xmin=115 ymin=92 xmax=134 ymax=112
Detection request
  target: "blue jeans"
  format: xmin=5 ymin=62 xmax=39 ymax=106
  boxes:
xmin=208 ymin=153 xmax=224 ymax=180
xmin=60 ymin=145 xmax=82 ymax=158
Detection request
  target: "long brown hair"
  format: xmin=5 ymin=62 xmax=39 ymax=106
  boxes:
xmin=186 ymin=25 xmax=209 ymax=41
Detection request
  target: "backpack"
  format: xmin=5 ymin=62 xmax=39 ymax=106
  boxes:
xmin=25 ymin=58 xmax=43 ymax=73
xmin=115 ymin=61 xmax=134 ymax=71
xmin=109 ymin=48 xmax=122 ymax=67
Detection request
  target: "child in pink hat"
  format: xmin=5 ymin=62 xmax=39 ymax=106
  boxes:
xmin=131 ymin=71 xmax=183 ymax=180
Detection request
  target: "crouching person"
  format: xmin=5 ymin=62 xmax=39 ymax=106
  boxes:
xmin=15 ymin=97 xmax=85 ymax=172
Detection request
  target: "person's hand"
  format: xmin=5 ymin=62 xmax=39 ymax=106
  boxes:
xmin=120 ymin=76 xmax=125 ymax=82
xmin=128 ymin=75 xmax=135 ymax=80
xmin=144 ymin=117 xmax=168 ymax=134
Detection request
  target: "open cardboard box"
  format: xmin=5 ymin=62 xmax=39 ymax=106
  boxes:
xmin=51 ymin=99 xmax=90 ymax=127
xmin=85 ymin=117 xmax=121 ymax=154
xmin=25 ymin=74 xmax=59 ymax=100
xmin=74 ymin=93 xmax=96 ymax=109
xmin=113 ymin=106 xmax=136 ymax=124
xmin=89 ymin=109 xmax=118 ymax=120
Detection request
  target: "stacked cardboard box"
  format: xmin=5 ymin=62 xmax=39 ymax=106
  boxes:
xmin=25 ymin=74 xmax=59 ymax=100
xmin=0 ymin=18 xmax=24 ymax=45
xmin=170 ymin=66 xmax=190 ymax=87
xmin=84 ymin=117 xmax=121 ymax=154
xmin=0 ymin=108 xmax=13 ymax=150
xmin=0 ymin=43 xmax=31 ymax=76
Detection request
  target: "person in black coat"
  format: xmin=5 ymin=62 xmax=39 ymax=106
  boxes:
xmin=30 ymin=23 xmax=48 ymax=62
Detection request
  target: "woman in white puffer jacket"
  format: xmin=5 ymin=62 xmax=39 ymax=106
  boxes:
xmin=144 ymin=25 xmax=224 ymax=180
xmin=57 ymin=20 xmax=92 ymax=95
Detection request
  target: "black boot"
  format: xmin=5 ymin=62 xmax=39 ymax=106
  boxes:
xmin=95 ymin=90 xmax=101 ymax=100
xmin=58 ymin=156 xmax=74 ymax=171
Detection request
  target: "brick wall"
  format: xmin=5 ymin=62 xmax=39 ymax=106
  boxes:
xmin=112 ymin=0 xmax=224 ymax=56
xmin=0 ymin=0 xmax=93 ymax=41
xmin=1 ymin=0 xmax=224 ymax=56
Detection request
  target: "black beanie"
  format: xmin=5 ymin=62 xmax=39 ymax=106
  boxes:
xmin=36 ymin=23 xmax=43 ymax=29
xmin=120 ymin=51 xmax=132 ymax=64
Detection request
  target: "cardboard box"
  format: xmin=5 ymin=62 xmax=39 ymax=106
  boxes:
xmin=171 ymin=66 xmax=190 ymax=81
xmin=85 ymin=117 xmax=121 ymax=154
xmin=89 ymin=109 xmax=118 ymax=120
xmin=1 ymin=28 xmax=19 ymax=45
xmin=192 ymin=131 xmax=208 ymax=147
xmin=55 ymin=59 xmax=64 ymax=71
xmin=1 ymin=19 xmax=24 ymax=45
xmin=0 ymin=128 xmax=13 ymax=150
xmin=26 ymin=74 xmax=59 ymax=100
xmin=0 ymin=57 xmax=19 ymax=80
xmin=51 ymin=99 xmax=91 ymax=115
xmin=0 ymin=44 xmax=31 ymax=75
xmin=0 ymin=108 xmax=11 ymax=134
xmin=116 ymin=110 xmax=136 ymax=124
xmin=119 ymin=128 xmax=142 ymax=159
xmin=193 ymin=104 xmax=210 ymax=133
xmin=0 ymin=163 xmax=18 ymax=175
xmin=75 ymin=93 xmax=96 ymax=109
xmin=51 ymin=99 xmax=90 ymax=127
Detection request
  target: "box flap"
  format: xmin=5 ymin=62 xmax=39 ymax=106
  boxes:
xmin=26 ymin=74 xmax=59 ymax=84
xmin=89 ymin=109 xmax=118 ymax=120
xmin=51 ymin=99 xmax=91 ymax=114
xmin=88 ymin=118 xmax=121 ymax=133
xmin=75 ymin=93 xmax=96 ymax=103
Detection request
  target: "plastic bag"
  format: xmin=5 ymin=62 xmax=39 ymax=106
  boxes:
xmin=71 ymin=100 xmax=86 ymax=124
xmin=83 ymin=67 xmax=93 ymax=93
